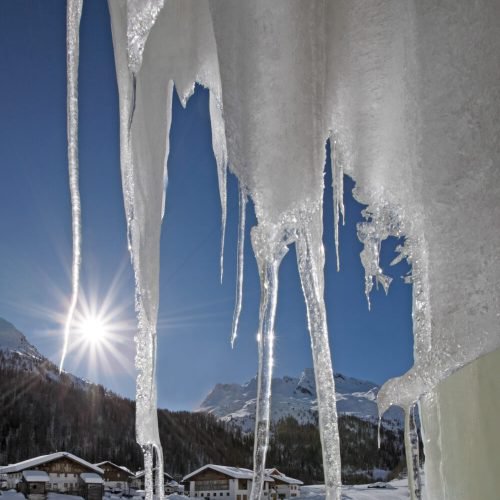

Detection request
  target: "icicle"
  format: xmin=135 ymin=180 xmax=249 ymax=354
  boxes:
xmin=154 ymin=442 xmax=165 ymax=499
xmin=127 ymin=0 xmax=165 ymax=75
xmin=108 ymin=3 xmax=166 ymax=499
xmin=209 ymin=91 xmax=228 ymax=283
xmin=143 ymin=444 xmax=154 ymax=498
xmin=296 ymin=219 xmax=342 ymax=500
xmin=60 ymin=0 xmax=84 ymax=373
xmin=160 ymin=81 xmax=174 ymax=220
xmin=249 ymin=225 xmax=288 ymax=500
xmin=377 ymin=416 xmax=382 ymax=450
xmin=404 ymin=404 xmax=422 ymax=500
xmin=330 ymin=136 xmax=344 ymax=272
xmin=230 ymin=186 xmax=247 ymax=348
xmin=357 ymin=205 xmax=403 ymax=309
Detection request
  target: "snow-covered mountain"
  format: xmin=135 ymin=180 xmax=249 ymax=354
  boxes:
xmin=0 ymin=317 xmax=88 ymax=388
xmin=197 ymin=369 xmax=403 ymax=433
xmin=0 ymin=317 xmax=42 ymax=359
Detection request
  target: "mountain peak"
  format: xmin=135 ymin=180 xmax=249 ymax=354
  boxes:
xmin=197 ymin=369 xmax=403 ymax=433
xmin=0 ymin=318 xmax=41 ymax=358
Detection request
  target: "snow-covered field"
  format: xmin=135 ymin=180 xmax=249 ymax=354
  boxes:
xmin=1 ymin=482 xmax=409 ymax=500
xmin=297 ymin=479 xmax=409 ymax=500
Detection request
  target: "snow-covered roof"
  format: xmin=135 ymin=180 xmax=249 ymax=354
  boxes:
xmin=183 ymin=465 xmax=274 ymax=483
xmin=94 ymin=462 xmax=134 ymax=477
xmin=265 ymin=469 xmax=303 ymax=486
xmin=80 ymin=473 xmax=103 ymax=484
xmin=134 ymin=468 xmax=173 ymax=481
xmin=22 ymin=470 xmax=50 ymax=482
xmin=0 ymin=452 xmax=103 ymax=475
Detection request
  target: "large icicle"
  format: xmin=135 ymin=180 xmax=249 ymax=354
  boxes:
xmin=230 ymin=186 xmax=247 ymax=347
xmin=108 ymin=2 xmax=167 ymax=499
xmin=126 ymin=0 xmax=165 ymax=74
xmin=296 ymin=215 xmax=342 ymax=500
xmin=108 ymin=3 xmax=225 ymax=499
xmin=249 ymin=225 xmax=288 ymax=500
xmin=61 ymin=0 xmax=84 ymax=373
xmin=103 ymin=2 xmax=500 ymax=500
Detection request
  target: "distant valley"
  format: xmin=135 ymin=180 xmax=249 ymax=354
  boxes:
xmin=0 ymin=318 xmax=405 ymax=484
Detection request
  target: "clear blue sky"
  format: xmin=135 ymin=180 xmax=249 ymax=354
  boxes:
xmin=0 ymin=0 xmax=413 ymax=410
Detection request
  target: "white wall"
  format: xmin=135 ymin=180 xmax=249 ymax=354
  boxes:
xmin=421 ymin=347 xmax=500 ymax=500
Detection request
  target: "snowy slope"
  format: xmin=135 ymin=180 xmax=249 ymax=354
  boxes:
xmin=197 ymin=369 xmax=403 ymax=433
xmin=0 ymin=317 xmax=88 ymax=389
xmin=0 ymin=318 xmax=42 ymax=359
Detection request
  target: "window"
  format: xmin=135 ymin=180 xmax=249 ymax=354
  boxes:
xmin=220 ymin=493 xmax=223 ymax=496
xmin=195 ymin=481 xmax=229 ymax=492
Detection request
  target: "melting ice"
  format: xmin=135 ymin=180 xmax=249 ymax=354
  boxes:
xmin=65 ymin=1 xmax=500 ymax=499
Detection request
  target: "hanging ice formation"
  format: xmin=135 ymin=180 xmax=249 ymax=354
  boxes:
xmin=61 ymin=0 xmax=84 ymax=373
xmin=66 ymin=1 xmax=500 ymax=499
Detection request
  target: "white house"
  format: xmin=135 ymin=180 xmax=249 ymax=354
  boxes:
xmin=0 ymin=452 xmax=104 ymax=493
xmin=94 ymin=461 xmax=135 ymax=493
xmin=183 ymin=464 xmax=275 ymax=500
xmin=265 ymin=469 xmax=303 ymax=499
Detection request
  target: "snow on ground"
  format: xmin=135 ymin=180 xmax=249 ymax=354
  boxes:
xmin=47 ymin=494 xmax=84 ymax=500
xmin=0 ymin=491 xmax=25 ymax=500
xmin=298 ymin=479 xmax=409 ymax=500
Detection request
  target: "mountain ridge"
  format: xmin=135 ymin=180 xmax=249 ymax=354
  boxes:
xmin=0 ymin=317 xmax=405 ymax=484
xmin=197 ymin=368 xmax=403 ymax=433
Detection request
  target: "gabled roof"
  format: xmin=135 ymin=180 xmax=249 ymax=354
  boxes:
xmin=0 ymin=452 xmax=103 ymax=475
xmin=183 ymin=465 xmax=274 ymax=483
xmin=265 ymin=469 xmax=303 ymax=485
xmin=22 ymin=471 xmax=50 ymax=482
xmin=134 ymin=468 xmax=173 ymax=481
xmin=80 ymin=473 xmax=104 ymax=484
xmin=94 ymin=461 xmax=135 ymax=478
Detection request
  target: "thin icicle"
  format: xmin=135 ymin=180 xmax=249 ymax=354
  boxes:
xmin=249 ymin=225 xmax=288 ymax=500
xmin=404 ymin=404 xmax=422 ymax=500
xmin=296 ymin=219 xmax=342 ymax=500
xmin=330 ymin=136 xmax=344 ymax=272
xmin=143 ymin=444 xmax=154 ymax=498
xmin=154 ymin=442 xmax=165 ymax=499
xmin=160 ymin=80 xmax=175 ymax=220
xmin=60 ymin=0 xmax=84 ymax=373
xmin=209 ymin=91 xmax=228 ymax=283
xmin=231 ymin=186 xmax=247 ymax=348
xmin=377 ymin=416 xmax=382 ymax=450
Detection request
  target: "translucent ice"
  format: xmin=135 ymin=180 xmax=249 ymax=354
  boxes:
xmin=68 ymin=1 xmax=500 ymax=499
xmin=60 ymin=0 xmax=83 ymax=373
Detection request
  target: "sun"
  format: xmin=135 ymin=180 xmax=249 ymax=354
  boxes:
xmin=79 ymin=316 xmax=108 ymax=345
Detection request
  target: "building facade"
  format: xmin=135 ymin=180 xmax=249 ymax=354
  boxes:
xmin=95 ymin=461 xmax=134 ymax=493
xmin=265 ymin=469 xmax=302 ymax=499
xmin=0 ymin=452 xmax=104 ymax=494
xmin=132 ymin=468 xmax=175 ymax=493
xmin=183 ymin=465 xmax=275 ymax=500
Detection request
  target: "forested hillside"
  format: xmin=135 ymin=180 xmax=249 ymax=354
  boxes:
xmin=0 ymin=350 xmax=404 ymax=484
